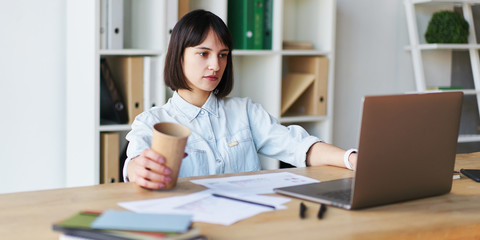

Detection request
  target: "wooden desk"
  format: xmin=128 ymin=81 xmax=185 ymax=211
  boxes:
xmin=1 ymin=152 xmax=480 ymax=240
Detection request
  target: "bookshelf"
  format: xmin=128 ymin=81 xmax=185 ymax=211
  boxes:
xmin=66 ymin=0 xmax=336 ymax=187
xmin=404 ymin=0 xmax=480 ymax=144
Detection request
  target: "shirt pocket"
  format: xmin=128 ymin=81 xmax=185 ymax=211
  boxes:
xmin=178 ymin=134 xmax=210 ymax=177
xmin=178 ymin=148 xmax=210 ymax=177
xmin=222 ymin=128 xmax=260 ymax=172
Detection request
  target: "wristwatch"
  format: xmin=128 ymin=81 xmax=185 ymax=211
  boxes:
xmin=343 ymin=148 xmax=358 ymax=170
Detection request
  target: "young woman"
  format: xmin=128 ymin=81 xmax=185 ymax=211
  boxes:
xmin=124 ymin=9 xmax=358 ymax=189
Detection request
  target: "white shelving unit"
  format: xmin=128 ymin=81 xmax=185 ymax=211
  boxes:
xmin=404 ymin=0 xmax=480 ymax=143
xmin=66 ymin=0 xmax=336 ymax=187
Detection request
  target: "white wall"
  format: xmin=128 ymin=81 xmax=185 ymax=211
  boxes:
xmin=0 ymin=0 xmax=66 ymax=193
xmin=0 ymin=0 xmax=422 ymax=193
xmin=333 ymin=0 xmax=416 ymax=149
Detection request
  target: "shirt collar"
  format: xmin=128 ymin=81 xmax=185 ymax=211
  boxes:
xmin=172 ymin=91 xmax=219 ymax=121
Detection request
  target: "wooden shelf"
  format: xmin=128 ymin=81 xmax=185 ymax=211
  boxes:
xmin=99 ymin=124 xmax=131 ymax=132
xmin=231 ymin=50 xmax=332 ymax=56
xmin=421 ymin=89 xmax=480 ymax=95
xmin=411 ymin=0 xmax=480 ymax=5
xmin=98 ymin=49 xmax=163 ymax=56
xmin=405 ymin=44 xmax=480 ymax=50
xmin=279 ymin=115 xmax=327 ymax=123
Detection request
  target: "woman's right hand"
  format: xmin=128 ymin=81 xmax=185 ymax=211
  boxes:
xmin=126 ymin=149 xmax=172 ymax=189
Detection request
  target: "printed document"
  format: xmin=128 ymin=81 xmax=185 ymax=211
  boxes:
xmin=119 ymin=172 xmax=319 ymax=225
xmin=190 ymin=172 xmax=320 ymax=194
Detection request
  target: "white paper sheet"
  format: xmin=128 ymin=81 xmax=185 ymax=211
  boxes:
xmin=190 ymin=172 xmax=320 ymax=194
xmin=119 ymin=189 xmax=290 ymax=226
xmin=119 ymin=172 xmax=318 ymax=225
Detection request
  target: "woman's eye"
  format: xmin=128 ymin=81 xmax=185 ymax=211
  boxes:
xmin=199 ymin=52 xmax=208 ymax=57
xmin=219 ymin=53 xmax=228 ymax=58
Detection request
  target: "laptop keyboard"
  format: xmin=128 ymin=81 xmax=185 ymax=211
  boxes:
xmin=322 ymin=189 xmax=352 ymax=201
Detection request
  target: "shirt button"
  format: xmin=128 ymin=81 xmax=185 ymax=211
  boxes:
xmin=200 ymin=110 xmax=205 ymax=115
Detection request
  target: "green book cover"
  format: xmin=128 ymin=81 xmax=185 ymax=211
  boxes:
xmin=53 ymin=211 xmax=201 ymax=240
xmin=263 ymin=0 xmax=273 ymax=50
xmin=427 ymin=86 xmax=464 ymax=91
xmin=228 ymin=0 xmax=265 ymax=50
xmin=55 ymin=211 xmax=101 ymax=229
xmin=252 ymin=0 xmax=264 ymax=49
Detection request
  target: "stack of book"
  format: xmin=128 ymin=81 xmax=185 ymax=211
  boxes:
xmin=53 ymin=210 xmax=204 ymax=240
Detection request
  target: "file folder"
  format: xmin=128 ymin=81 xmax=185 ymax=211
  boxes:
xmin=107 ymin=0 xmax=124 ymax=49
xmin=263 ymin=0 xmax=273 ymax=50
xmin=100 ymin=132 xmax=120 ymax=184
xmin=283 ymin=56 xmax=329 ymax=116
xmin=100 ymin=0 xmax=107 ymax=49
xmin=228 ymin=0 xmax=265 ymax=49
xmin=100 ymin=59 xmax=129 ymax=124
xmin=143 ymin=57 xmax=163 ymax=109
xmin=106 ymin=56 xmax=144 ymax=124
xmin=178 ymin=0 xmax=190 ymax=20
xmin=281 ymin=73 xmax=315 ymax=115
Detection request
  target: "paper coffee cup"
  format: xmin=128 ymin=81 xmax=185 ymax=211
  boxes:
xmin=151 ymin=122 xmax=191 ymax=189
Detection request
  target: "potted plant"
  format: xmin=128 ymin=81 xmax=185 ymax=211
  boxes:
xmin=425 ymin=10 xmax=469 ymax=44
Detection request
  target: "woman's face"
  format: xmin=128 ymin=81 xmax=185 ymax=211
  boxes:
xmin=182 ymin=29 xmax=229 ymax=96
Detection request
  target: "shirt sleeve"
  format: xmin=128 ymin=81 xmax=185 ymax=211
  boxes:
xmin=246 ymin=99 xmax=322 ymax=167
xmin=122 ymin=111 xmax=159 ymax=182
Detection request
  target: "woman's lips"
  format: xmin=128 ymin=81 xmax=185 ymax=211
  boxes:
xmin=204 ymin=75 xmax=218 ymax=81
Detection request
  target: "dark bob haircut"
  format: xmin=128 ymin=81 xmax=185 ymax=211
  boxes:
xmin=164 ymin=9 xmax=234 ymax=99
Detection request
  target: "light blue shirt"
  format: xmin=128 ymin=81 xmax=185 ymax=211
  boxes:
xmin=123 ymin=91 xmax=321 ymax=181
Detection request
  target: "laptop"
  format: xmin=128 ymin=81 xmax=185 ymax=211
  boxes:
xmin=274 ymin=92 xmax=463 ymax=210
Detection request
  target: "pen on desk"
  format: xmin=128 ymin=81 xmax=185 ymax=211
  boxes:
xmin=212 ymin=193 xmax=276 ymax=209
xmin=317 ymin=204 xmax=327 ymax=219
xmin=299 ymin=202 xmax=307 ymax=219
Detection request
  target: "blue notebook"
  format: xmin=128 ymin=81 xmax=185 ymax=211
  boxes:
xmin=91 ymin=210 xmax=192 ymax=233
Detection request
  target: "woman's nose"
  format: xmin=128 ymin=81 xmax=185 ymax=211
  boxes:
xmin=208 ymin=57 xmax=220 ymax=71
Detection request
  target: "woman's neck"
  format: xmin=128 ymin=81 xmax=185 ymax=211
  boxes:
xmin=177 ymin=89 xmax=210 ymax=107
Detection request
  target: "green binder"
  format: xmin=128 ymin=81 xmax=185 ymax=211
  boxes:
xmin=228 ymin=0 xmax=265 ymax=50
xmin=263 ymin=0 xmax=273 ymax=50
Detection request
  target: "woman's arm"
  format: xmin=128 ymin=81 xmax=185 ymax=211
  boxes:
xmin=306 ymin=142 xmax=358 ymax=170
